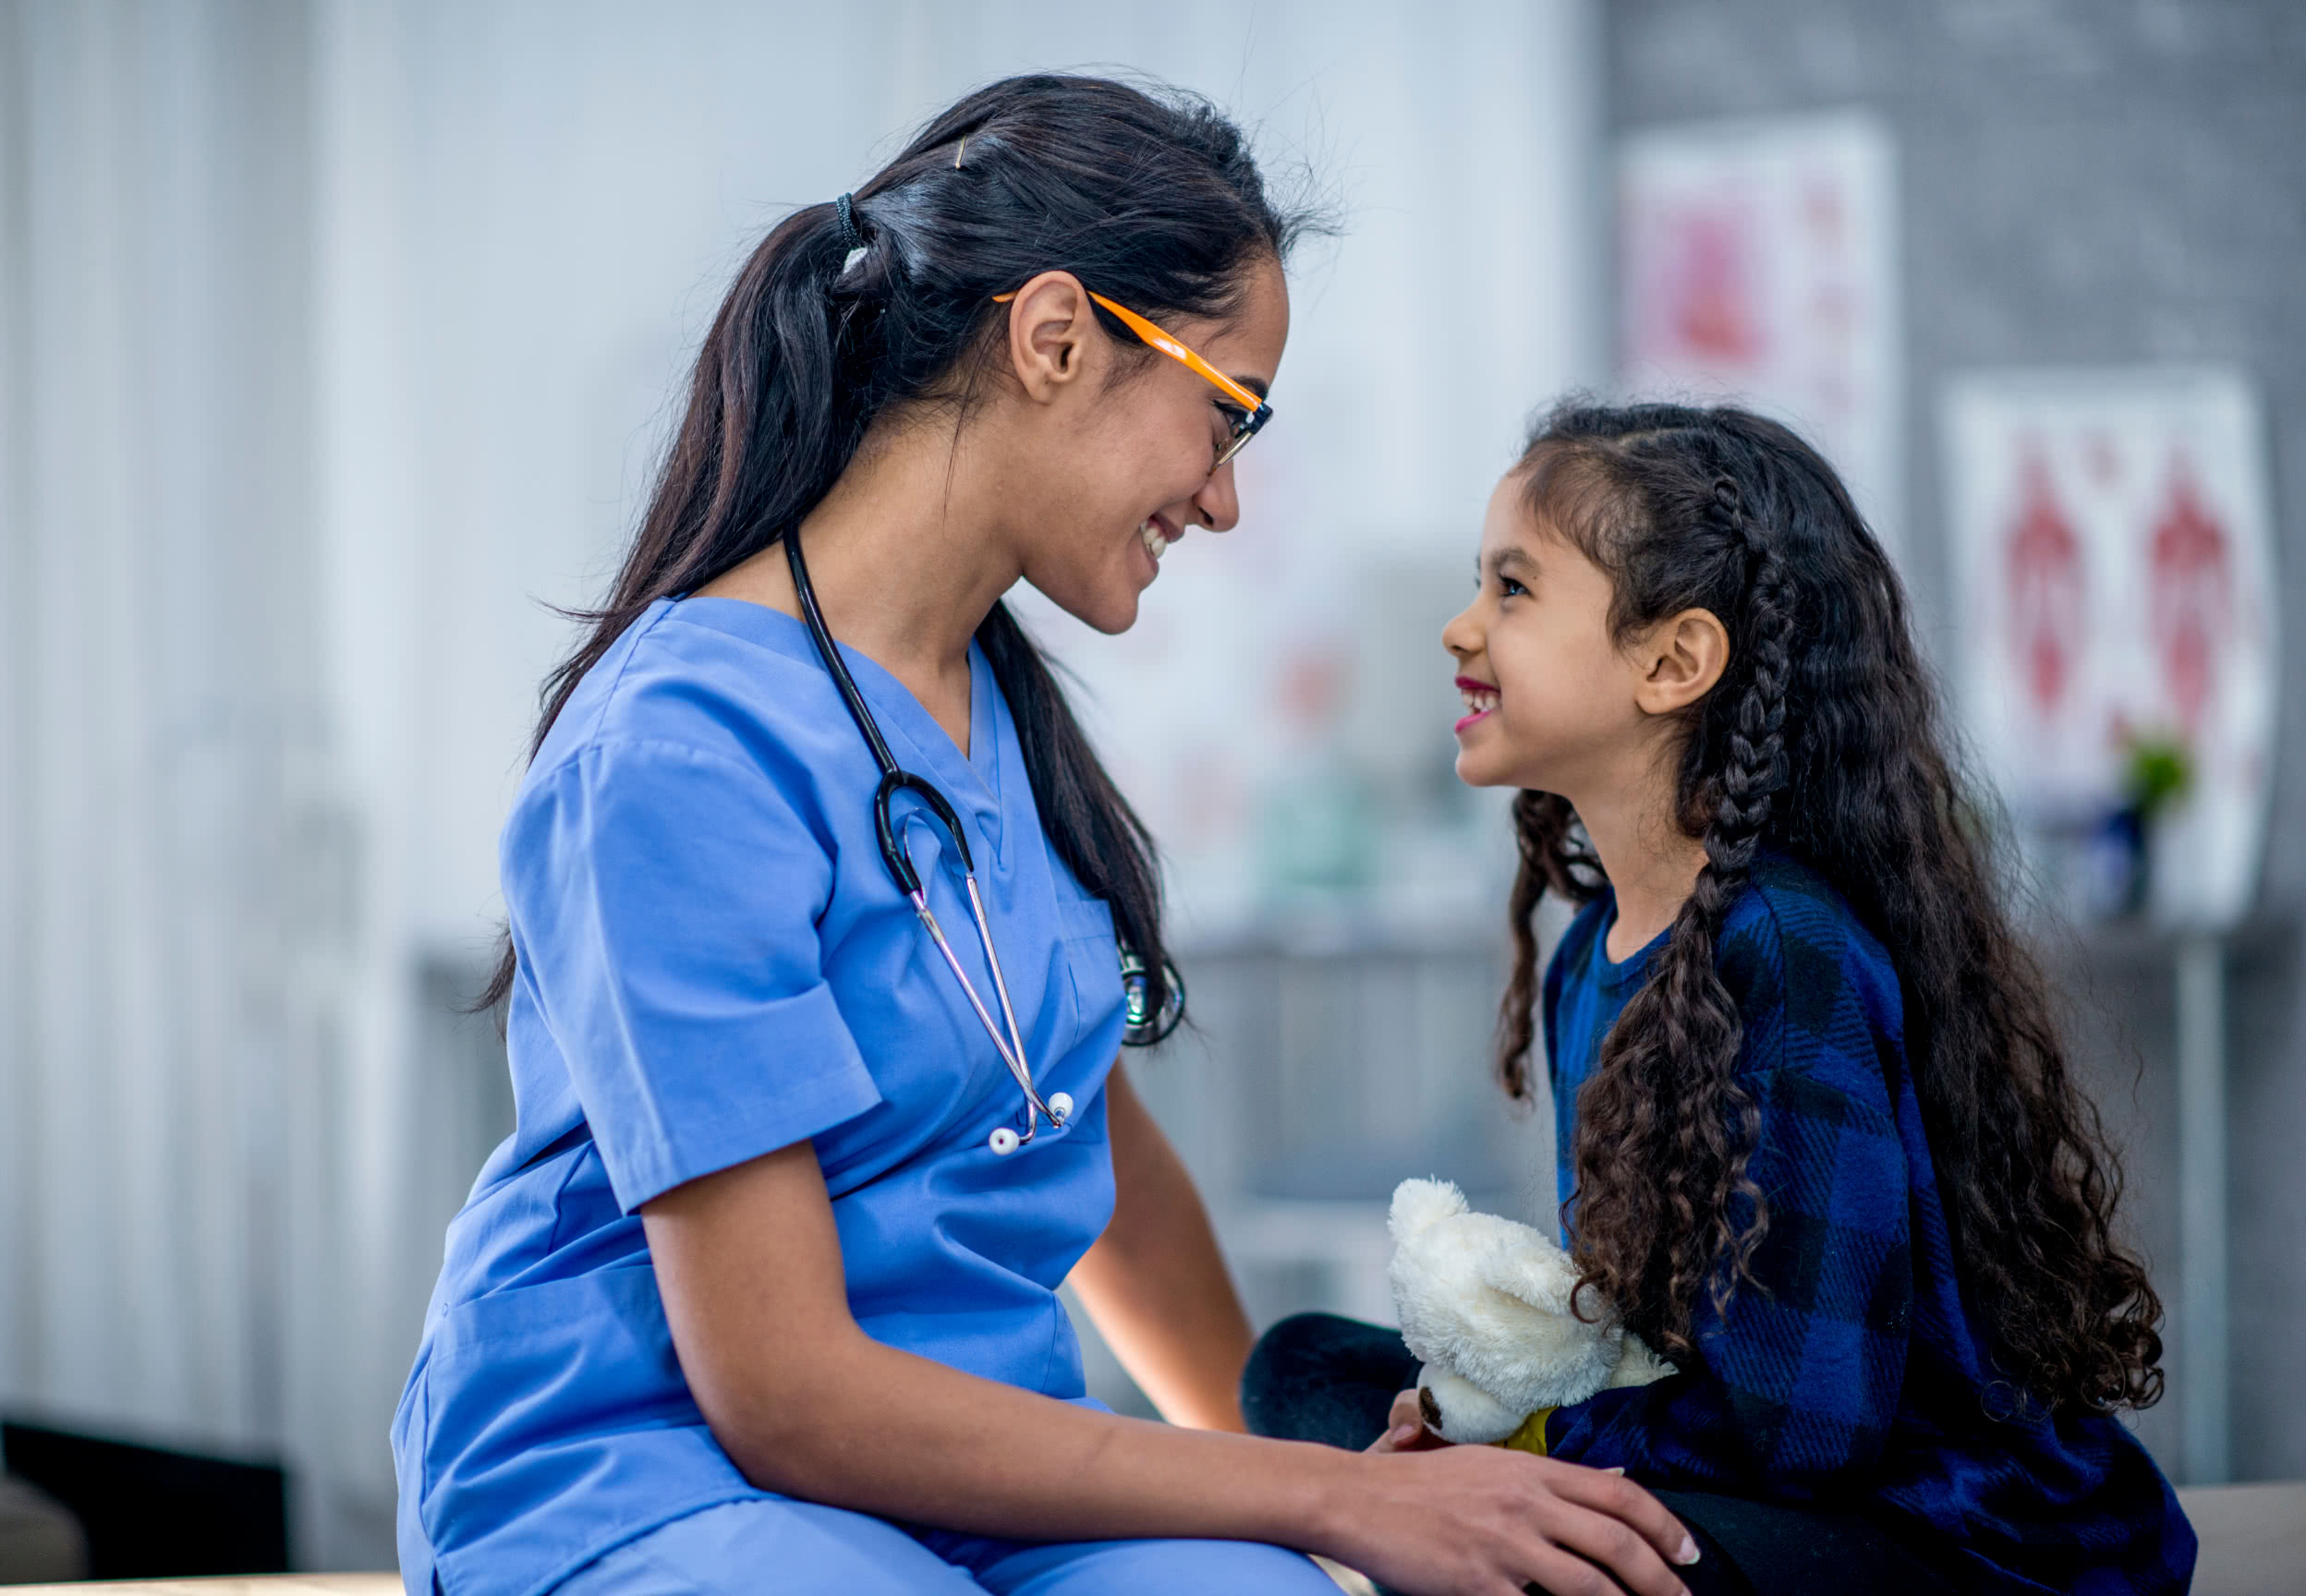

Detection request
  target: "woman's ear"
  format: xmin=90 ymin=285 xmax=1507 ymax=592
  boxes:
xmin=1632 ymin=607 xmax=1730 ymax=718
xmin=1002 ymin=271 xmax=1097 ymax=404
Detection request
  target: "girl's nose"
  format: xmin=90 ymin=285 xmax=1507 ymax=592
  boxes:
xmin=1441 ymin=601 xmax=1481 ymax=660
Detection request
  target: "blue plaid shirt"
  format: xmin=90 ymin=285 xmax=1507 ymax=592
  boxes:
xmin=1540 ymin=853 xmax=2194 ymax=1594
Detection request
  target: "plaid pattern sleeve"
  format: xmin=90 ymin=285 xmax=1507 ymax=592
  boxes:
xmin=1537 ymin=855 xmax=2195 ymax=1595
xmin=1544 ymin=952 xmax=1913 ymax=1493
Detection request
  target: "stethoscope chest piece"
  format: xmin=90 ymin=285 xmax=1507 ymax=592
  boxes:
xmin=989 ymin=1091 xmax=1073 ymax=1155
xmin=1120 ymin=949 xmax=1185 ymax=1047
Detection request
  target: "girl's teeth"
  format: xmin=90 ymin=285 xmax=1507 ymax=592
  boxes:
xmin=1140 ymin=520 xmax=1167 ymax=562
xmin=1460 ymin=688 xmax=1499 ymax=714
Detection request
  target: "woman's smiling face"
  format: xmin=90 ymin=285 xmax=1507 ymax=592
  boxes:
xmin=996 ymin=260 xmax=1290 ymax=635
xmin=1441 ymin=472 xmax=1651 ymax=798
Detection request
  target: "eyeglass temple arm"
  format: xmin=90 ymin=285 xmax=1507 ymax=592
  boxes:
xmin=991 ymin=289 xmax=1270 ymax=418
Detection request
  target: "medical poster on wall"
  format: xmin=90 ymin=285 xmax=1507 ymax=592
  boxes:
xmin=1619 ymin=112 xmax=1902 ymax=562
xmin=1942 ymin=367 xmax=2276 ymax=930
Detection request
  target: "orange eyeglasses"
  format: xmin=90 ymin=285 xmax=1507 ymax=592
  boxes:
xmin=993 ymin=287 xmax=1273 ymax=467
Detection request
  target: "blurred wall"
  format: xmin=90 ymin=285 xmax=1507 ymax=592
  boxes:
xmin=1606 ymin=0 xmax=2305 ymax=1481
xmin=1 ymin=0 xmax=1603 ymax=1568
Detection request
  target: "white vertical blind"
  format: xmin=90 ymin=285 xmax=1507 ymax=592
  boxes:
xmin=0 ymin=0 xmax=337 ymax=1478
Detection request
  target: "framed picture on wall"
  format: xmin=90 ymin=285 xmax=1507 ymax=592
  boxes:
xmin=1619 ymin=111 xmax=1902 ymax=564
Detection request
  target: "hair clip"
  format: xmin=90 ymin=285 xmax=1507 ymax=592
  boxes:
xmin=834 ymin=192 xmax=868 ymax=276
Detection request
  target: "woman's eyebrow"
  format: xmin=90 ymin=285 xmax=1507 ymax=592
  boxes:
xmin=1227 ymin=374 xmax=1269 ymax=400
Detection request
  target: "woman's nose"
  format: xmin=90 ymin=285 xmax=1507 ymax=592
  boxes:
xmin=1190 ymin=463 xmax=1240 ymax=533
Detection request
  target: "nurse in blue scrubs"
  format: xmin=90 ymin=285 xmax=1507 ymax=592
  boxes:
xmin=393 ymin=73 xmax=1699 ymax=1596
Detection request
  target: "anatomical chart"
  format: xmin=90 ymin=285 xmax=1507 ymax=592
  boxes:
xmin=1943 ymin=367 xmax=2276 ymax=930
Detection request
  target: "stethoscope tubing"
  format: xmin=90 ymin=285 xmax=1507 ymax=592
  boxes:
xmin=783 ymin=529 xmax=1068 ymax=1152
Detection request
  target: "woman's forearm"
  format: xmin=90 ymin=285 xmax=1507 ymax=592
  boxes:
xmin=720 ymin=1321 xmax=1352 ymax=1545
xmin=646 ymin=1141 xmax=1701 ymax=1596
xmin=647 ymin=1134 xmax=1297 ymax=1539
xmin=1068 ymin=1066 xmax=1253 ymax=1430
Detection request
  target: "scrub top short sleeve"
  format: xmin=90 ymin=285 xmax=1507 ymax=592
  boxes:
xmin=505 ymin=740 xmax=880 ymax=1212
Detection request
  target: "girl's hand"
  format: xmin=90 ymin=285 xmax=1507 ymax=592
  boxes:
xmin=1326 ymin=1445 xmax=1699 ymax=1596
xmin=1365 ymin=1387 xmax=1449 ymax=1453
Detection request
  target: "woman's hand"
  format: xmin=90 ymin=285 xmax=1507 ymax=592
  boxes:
xmin=1325 ymin=1445 xmax=1700 ymax=1596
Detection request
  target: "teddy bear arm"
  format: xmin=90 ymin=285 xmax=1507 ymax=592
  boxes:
xmin=1414 ymin=1363 xmax=1526 ymax=1445
xmin=1605 ymin=1335 xmax=1676 ymax=1390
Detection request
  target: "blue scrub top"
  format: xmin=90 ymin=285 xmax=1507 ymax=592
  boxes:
xmin=393 ymin=596 xmax=1128 ymax=1596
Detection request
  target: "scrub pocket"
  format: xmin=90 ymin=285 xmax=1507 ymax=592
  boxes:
xmin=419 ymin=1267 xmax=756 ymax=1596
xmin=1054 ymin=896 xmax=1121 ymax=1064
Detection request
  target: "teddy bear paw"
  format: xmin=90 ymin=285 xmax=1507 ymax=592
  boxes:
xmin=1414 ymin=1363 xmax=1528 ymax=1445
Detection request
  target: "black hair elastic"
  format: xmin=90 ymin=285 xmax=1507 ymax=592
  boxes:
xmin=834 ymin=192 xmax=864 ymax=255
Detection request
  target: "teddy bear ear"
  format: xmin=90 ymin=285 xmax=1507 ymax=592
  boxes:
xmin=1389 ymin=1178 xmax=1468 ymax=1239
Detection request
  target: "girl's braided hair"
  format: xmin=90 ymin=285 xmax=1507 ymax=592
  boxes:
xmin=1500 ymin=401 xmax=2164 ymax=1414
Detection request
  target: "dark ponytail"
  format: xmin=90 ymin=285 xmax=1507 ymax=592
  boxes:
xmin=481 ymin=74 xmax=1317 ymax=1013
xmin=1499 ymin=401 xmax=2164 ymax=1412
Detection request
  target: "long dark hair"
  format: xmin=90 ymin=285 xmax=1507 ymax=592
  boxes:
xmin=1499 ymin=401 xmax=2163 ymax=1415
xmin=481 ymin=73 xmax=1317 ymax=1015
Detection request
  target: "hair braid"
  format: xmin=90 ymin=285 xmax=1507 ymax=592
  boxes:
xmin=1560 ymin=475 xmax=1797 ymax=1349
xmin=1499 ymin=792 xmax=1604 ymax=1098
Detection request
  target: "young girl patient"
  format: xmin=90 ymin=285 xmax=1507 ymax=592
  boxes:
xmin=1244 ymin=403 xmax=2194 ymax=1595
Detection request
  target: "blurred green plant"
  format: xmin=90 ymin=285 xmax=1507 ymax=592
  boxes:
xmin=2121 ymin=733 xmax=2192 ymax=822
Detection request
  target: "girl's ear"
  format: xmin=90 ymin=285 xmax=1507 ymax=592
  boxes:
xmin=1003 ymin=271 xmax=1098 ymax=403
xmin=1632 ymin=607 xmax=1730 ymax=717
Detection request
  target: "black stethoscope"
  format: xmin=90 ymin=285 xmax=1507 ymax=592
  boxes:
xmin=784 ymin=530 xmax=1183 ymax=1155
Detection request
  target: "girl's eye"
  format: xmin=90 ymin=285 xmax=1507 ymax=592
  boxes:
xmin=1498 ymin=576 xmax=1528 ymax=599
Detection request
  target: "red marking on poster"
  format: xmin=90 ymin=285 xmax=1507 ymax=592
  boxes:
xmin=2147 ymin=453 xmax=2232 ymax=743
xmin=1799 ymin=175 xmax=1845 ymax=246
xmin=2003 ymin=445 xmax=2084 ymax=720
xmin=1662 ymin=206 xmax=1761 ymax=365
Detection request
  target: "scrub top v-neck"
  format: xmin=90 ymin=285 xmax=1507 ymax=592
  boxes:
xmin=393 ymin=595 xmax=1128 ymax=1596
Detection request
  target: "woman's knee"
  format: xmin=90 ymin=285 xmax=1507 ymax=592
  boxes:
xmin=552 ymin=1499 xmax=977 ymax=1596
xmin=979 ymin=1536 xmax=1341 ymax=1595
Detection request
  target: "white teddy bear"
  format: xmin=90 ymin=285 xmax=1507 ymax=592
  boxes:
xmin=1388 ymin=1178 xmax=1674 ymax=1445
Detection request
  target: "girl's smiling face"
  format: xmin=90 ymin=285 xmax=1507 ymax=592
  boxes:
xmin=1441 ymin=473 xmax=1657 ymax=798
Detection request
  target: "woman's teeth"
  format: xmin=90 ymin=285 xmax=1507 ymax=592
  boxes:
xmin=1140 ymin=520 xmax=1168 ymax=562
xmin=1460 ymin=684 xmax=1499 ymax=715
